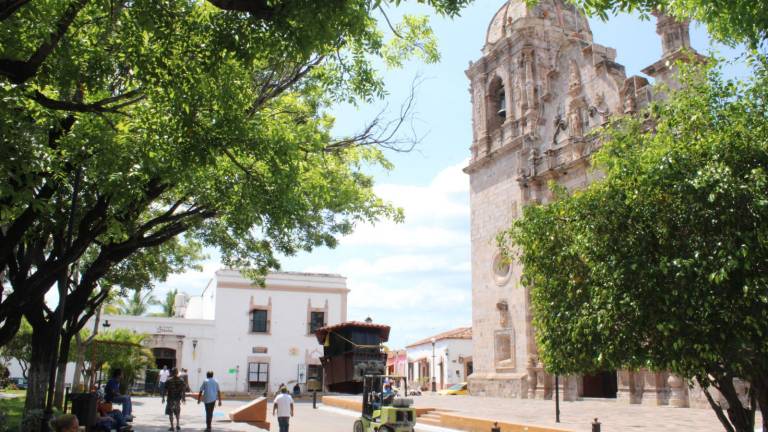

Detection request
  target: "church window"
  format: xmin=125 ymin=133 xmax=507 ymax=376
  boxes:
xmin=497 ymin=88 xmax=506 ymax=119
xmin=492 ymin=252 xmax=512 ymax=285
xmin=487 ymin=76 xmax=507 ymax=133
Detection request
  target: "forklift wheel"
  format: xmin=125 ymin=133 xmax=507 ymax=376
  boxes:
xmin=353 ymin=420 xmax=364 ymax=432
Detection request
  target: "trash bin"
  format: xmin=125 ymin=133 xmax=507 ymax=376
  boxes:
xmin=68 ymin=392 xmax=98 ymax=427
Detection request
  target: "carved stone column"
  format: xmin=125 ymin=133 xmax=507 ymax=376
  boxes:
xmin=667 ymin=375 xmax=689 ymax=408
xmin=563 ymin=375 xmax=580 ymax=401
xmin=616 ymin=370 xmax=642 ymax=404
xmin=641 ymin=370 xmax=669 ymax=406
xmin=527 ymin=357 xmax=538 ymax=399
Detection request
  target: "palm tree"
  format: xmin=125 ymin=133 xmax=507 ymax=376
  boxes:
xmin=114 ymin=289 xmax=160 ymax=316
xmin=161 ymin=289 xmax=177 ymax=317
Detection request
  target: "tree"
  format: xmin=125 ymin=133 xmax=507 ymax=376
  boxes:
xmin=0 ymin=0 xmax=471 ymax=415
xmin=79 ymin=329 xmax=154 ymax=391
xmin=113 ymin=289 xmax=160 ymax=316
xmin=540 ymin=0 xmax=768 ymax=48
xmin=160 ymin=289 xmax=177 ymax=318
xmin=501 ymin=58 xmax=768 ymax=432
xmin=0 ymin=319 xmax=31 ymax=380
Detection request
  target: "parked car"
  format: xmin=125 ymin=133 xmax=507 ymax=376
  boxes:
xmin=438 ymin=382 xmax=468 ymax=395
xmin=9 ymin=377 xmax=27 ymax=389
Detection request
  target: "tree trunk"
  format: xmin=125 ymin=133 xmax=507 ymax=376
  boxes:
xmin=24 ymin=322 xmax=57 ymax=413
xmin=52 ymin=332 xmax=72 ymax=409
xmin=720 ymin=376 xmax=755 ymax=432
xmin=72 ymin=333 xmax=84 ymax=391
xmin=752 ymin=376 xmax=768 ymax=432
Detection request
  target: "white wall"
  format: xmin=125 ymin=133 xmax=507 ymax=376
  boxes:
xmin=212 ymin=271 xmax=347 ymax=393
xmin=97 ymin=315 xmax=217 ymax=391
xmin=407 ymin=338 xmax=473 ymax=389
xmin=69 ymin=271 xmax=349 ymax=394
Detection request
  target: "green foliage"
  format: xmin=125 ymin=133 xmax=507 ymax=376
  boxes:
xmin=110 ymin=289 xmax=159 ymax=316
xmin=161 ymin=289 xmax=177 ymax=318
xmin=0 ymin=0 xmax=468 ymax=355
xmin=501 ymin=56 xmax=768 ymax=429
xmin=527 ymin=0 xmax=768 ymax=48
xmin=0 ymin=393 xmax=24 ymax=432
xmin=0 ymin=320 xmax=32 ymax=379
xmin=83 ymin=329 xmax=154 ymax=388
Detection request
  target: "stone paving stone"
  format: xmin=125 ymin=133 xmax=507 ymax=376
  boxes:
xmin=405 ymin=394 xmax=765 ymax=432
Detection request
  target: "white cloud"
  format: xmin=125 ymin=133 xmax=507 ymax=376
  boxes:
xmin=149 ymin=159 xmax=473 ymax=349
xmin=342 ymin=224 xmax=467 ymax=248
xmin=340 ymin=159 xmax=470 ymax=250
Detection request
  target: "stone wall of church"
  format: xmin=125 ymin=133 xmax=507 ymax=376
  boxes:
xmin=468 ymin=153 xmax=529 ymax=395
xmin=465 ymin=0 xmax=714 ymax=409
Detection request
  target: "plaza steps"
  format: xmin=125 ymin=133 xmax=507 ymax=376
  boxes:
xmin=417 ymin=410 xmax=446 ymax=426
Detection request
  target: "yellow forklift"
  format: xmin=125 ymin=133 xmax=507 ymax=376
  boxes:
xmin=353 ymin=375 xmax=416 ymax=432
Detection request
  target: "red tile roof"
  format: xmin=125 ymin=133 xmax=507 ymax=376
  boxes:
xmin=314 ymin=321 xmax=391 ymax=344
xmin=405 ymin=327 xmax=472 ymax=348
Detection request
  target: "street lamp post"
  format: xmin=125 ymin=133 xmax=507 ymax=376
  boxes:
xmin=431 ymin=338 xmax=437 ymax=392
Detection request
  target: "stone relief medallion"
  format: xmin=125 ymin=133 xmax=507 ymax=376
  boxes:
xmin=492 ymin=252 xmax=513 ymax=286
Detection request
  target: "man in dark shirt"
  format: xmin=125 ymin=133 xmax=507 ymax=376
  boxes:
xmin=105 ymin=369 xmax=133 ymax=421
xmin=165 ymin=368 xmax=187 ymax=431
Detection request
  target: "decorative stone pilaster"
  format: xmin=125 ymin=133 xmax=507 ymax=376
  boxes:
xmin=667 ymin=375 xmax=689 ymax=408
xmin=527 ymin=357 xmax=538 ymax=399
xmin=563 ymin=375 xmax=580 ymax=401
xmin=640 ymin=370 xmax=670 ymax=406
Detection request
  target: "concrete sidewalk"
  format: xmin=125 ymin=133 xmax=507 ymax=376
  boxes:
xmin=127 ymin=397 xmax=368 ymax=432
xmin=328 ymin=393 xmax=763 ymax=432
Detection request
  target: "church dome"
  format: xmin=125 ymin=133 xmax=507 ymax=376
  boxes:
xmin=485 ymin=0 xmax=592 ymax=46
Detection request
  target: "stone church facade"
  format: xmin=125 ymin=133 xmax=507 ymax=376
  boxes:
xmin=465 ymin=0 xmax=706 ymax=407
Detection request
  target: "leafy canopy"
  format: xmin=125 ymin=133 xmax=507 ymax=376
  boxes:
xmin=0 ymin=0 xmax=468 ymax=349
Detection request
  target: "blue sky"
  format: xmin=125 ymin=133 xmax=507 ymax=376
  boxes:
xmin=155 ymin=1 xmax=748 ymax=349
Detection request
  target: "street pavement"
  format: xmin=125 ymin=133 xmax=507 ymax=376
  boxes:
xmin=127 ymin=396 xmax=457 ymax=432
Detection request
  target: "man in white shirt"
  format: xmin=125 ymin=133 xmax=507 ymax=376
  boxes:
xmin=272 ymin=387 xmax=294 ymax=432
xmin=158 ymin=366 xmax=170 ymax=403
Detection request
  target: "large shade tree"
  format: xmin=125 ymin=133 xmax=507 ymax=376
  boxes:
xmin=501 ymin=59 xmax=768 ymax=432
xmin=0 ymin=0 xmax=472 ymax=415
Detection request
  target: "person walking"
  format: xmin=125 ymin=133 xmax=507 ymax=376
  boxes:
xmin=272 ymin=387 xmax=294 ymax=432
xmin=158 ymin=365 xmax=170 ymax=402
xmin=197 ymin=371 xmax=222 ymax=431
xmin=180 ymin=368 xmax=191 ymax=392
xmin=105 ymin=369 xmax=133 ymax=421
xmin=165 ymin=368 xmax=187 ymax=431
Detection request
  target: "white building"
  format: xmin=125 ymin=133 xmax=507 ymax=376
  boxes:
xmin=405 ymin=328 xmax=473 ymax=391
xmin=100 ymin=270 xmax=349 ymax=394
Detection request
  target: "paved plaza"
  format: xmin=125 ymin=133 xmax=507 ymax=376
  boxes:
xmin=405 ymin=394 xmax=765 ymax=432
xmin=126 ymin=394 xmax=765 ymax=432
xmin=127 ymin=396 xmax=456 ymax=432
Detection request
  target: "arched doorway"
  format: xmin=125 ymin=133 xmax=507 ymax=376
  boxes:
xmin=153 ymin=347 xmax=177 ymax=369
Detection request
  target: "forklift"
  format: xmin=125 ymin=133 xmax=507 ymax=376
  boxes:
xmin=353 ymin=375 xmax=416 ymax=432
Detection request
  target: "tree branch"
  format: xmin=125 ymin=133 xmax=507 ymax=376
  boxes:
xmin=0 ymin=0 xmax=31 ymax=21
xmin=325 ymin=76 xmax=423 ymax=153
xmin=206 ymin=0 xmax=274 ymax=19
xmin=31 ymin=89 xmax=145 ymax=114
xmin=0 ymin=0 xmax=90 ymax=84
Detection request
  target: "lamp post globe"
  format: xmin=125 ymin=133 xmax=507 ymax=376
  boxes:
xmin=431 ymin=337 xmax=437 ymax=392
